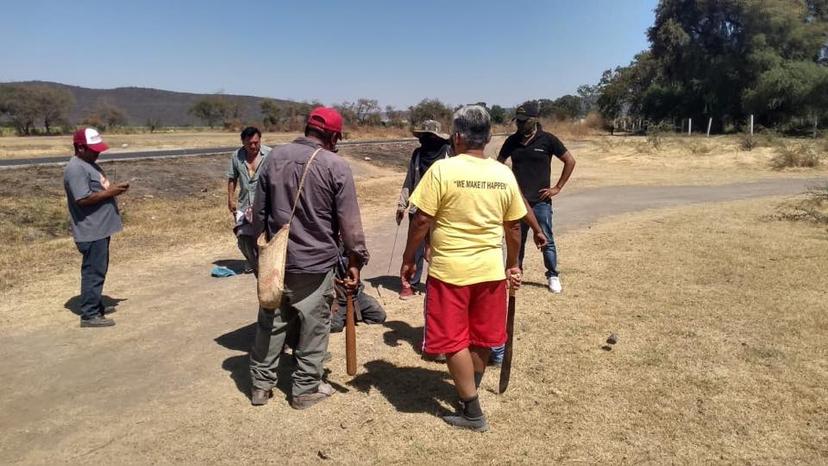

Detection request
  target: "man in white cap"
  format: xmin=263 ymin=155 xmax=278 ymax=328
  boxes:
xmin=64 ymin=128 xmax=129 ymax=327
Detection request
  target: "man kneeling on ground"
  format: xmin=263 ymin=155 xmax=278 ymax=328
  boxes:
xmin=331 ymin=253 xmax=386 ymax=332
xmin=401 ymin=105 xmax=525 ymax=432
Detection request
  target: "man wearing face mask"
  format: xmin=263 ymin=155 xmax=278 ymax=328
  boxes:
xmin=249 ymin=107 xmax=369 ymax=409
xmin=497 ymin=101 xmax=576 ymax=294
xmin=395 ymin=120 xmax=453 ymax=300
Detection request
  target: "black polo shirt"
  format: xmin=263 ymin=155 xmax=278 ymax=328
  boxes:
xmin=498 ymin=127 xmax=568 ymax=204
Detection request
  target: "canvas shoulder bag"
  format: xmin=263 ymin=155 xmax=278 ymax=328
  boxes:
xmin=257 ymin=148 xmax=322 ymax=308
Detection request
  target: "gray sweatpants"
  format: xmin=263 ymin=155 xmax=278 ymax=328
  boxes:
xmin=249 ymin=270 xmax=334 ymax=396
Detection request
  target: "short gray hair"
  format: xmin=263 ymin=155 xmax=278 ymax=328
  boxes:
xmin=452 ymin=105 xmax=491 ymax=149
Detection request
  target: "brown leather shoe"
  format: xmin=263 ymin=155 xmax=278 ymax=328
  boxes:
xmin=290 ymin=383 xmax=335 ymax=410
xmin=251 ymin=388 xmax=272 ymax=406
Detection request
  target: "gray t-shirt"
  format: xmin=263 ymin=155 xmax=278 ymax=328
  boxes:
xmin=227 ymin=145 xmax=271 ymax=211
xmin=63 ymin=156 xmax=123 ymax=242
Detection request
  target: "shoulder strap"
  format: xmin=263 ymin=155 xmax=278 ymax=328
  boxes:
xmin=287 ymin=148 xmax=323 ymax=224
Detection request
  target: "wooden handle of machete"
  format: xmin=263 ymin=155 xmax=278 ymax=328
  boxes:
xmin=345 ymin=291 xmax=357 ymax=376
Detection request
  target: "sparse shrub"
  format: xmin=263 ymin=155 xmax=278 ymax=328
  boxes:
xmin=645 ymin=121 xmax=673 ymax=150
xmin=686 ymin=140 xmax=713 ymax=155
xmin=583 ymin=112 xmax=604 ymax=130
xmin=647 ymin=130 xmax=664 ymax=150
xmin=740 ymin=133 xmax=758 ymax=151
xmin=770 ymin=144 xmax=822 ymax=169
xmin=773 ymin=185 xmax=828 ymax=224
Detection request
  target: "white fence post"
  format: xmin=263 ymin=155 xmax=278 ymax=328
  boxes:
xmin=706 ymin=117 xmax=713 ymax=137
xmin=688 ymin=118 xmax=692 ymax=135
xmin=750 ymin=115 xmax=754 ymax=135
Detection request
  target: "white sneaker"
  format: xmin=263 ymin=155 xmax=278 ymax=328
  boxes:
xmin=548 ymin=276 xmax=562 ymax=293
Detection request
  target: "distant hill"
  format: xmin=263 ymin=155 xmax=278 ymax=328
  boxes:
xmin=0 ymin=81 xmax=299 ymax=127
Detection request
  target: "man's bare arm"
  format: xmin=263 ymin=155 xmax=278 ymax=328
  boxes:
xmin=521 ymin=196 xmax=547 ymax=249
xmin=539 ymin=151 xmax=576 ymax=200
xmin=227 ymin=179 xmax=237 ymax=213
xmin=503 ymin=219 xmax=521 ymax=269
xmin=555 ymin=151 xmax=576 ymax=190
xmin=401 ymin=210 xmax=435 ymax=283
xmin=76 ymin=184 xmax=129 ymax=207
xmin=503 ymin=219 xmax=523 ymax=289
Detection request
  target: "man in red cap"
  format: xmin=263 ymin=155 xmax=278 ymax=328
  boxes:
xmin=249 ymin=107 xmax=369 ymax=409
xmin=63 ymin=128 xmax=130 ymax=327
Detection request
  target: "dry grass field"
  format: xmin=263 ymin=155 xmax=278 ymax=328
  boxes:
xmin=1 ymin=195 xmax=825 ymax=463
xmin=0 ymin=134 xmax=826 ymax=463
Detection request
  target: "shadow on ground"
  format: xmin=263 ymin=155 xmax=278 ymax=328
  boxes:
xmin=217 ymin=323 xmax=331 ymax=402
xmin=212 ymin=259 xmax=250 ymax=274
xmin=63 ymin=295 xmax=127 ymax=316
xmin=365 ymin=275 xmax=404 ymax=294
xmin=348 ymin=359 xmax=455 ymax=415
xmin=382 ymin=320 xmax=423 ymax=353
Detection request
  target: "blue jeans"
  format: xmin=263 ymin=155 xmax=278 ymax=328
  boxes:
xmin=408 ymin=213 xmax=426 ymax=286
xmin=519 ymin=201 xmax=559 ymax=278
xmin=490 ymin=344 xmax=505 ymax=363
xmin=75 ymin=237 xmax=110 ymax=320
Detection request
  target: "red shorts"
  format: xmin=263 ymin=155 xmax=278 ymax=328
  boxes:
xmin=422 ymin=277 xmax=508 ymax=354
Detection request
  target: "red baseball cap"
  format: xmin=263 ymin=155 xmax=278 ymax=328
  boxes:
xmin=307 ymin=107 xmax=343 ymax=134
xmin=73 ymin=128 xmax=109 ymax=153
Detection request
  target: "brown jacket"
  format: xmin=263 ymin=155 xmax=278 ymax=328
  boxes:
xmin=252 ymin=137 xmax=369 ymax=273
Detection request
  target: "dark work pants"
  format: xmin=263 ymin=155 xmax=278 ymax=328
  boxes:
xmin=249 ymin=270 xmax=335 ymax=396
xmin=75 ymin=237 xmax=110 ymax=320
xmin=237 ymin=234 xmax=259 ymax=276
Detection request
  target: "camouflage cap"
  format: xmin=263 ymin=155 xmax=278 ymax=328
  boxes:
xmin=411 ymin=120 xmax=449 ymax=140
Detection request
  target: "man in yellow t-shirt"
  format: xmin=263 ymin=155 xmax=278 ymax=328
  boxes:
xmin=401 ymin=105 xmax=527 ymax=432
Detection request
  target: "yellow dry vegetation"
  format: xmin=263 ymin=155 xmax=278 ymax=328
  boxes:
xmin=2 ymin=196 xmax=825 ymax=463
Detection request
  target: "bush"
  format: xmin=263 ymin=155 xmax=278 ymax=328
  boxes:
xmin=770 ymin=144 xmax=822 ymax=169
xmin=773 ymin=185 xmax=828 ymax=224
xmin=685 ymin=140 xmax=713 ymax=155
xmin=740 ymin=133 xmax=758 ymax=151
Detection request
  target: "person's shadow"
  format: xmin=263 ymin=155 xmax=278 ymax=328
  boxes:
xmin=520 ymin=281 xmax=549 ymax=290
xmin=215 ymin=323 xmax=347 ymax=402
xmin=64 ymin=295 xmax=127 ymax=316
xmin=365 ymin=275 xmax=403 ymax=294
xmin=215 ymin=323 xmax=297 ymax=401
xmin=382 ymin=320 xmax=424 ymax=354
xmin=348 ymin=360 xmax=455 ymax=415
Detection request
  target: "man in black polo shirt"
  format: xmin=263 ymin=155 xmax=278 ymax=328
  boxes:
xmin=497 ymin=101 xmax=576 ymax=293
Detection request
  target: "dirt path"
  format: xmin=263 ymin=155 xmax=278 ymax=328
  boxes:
xmin=365 ymin=177 xmax=827 ymax=280
xmin=0 ymin=176 xmax=824 ymax=463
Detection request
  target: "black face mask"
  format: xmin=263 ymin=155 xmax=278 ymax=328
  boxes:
xmin=417 ymin=134 xmax=448 ymax=174
xmin=418 ymin=134 xmax=445 ymax=151
xmin=516 ymin=118 xmax=537 ymax=136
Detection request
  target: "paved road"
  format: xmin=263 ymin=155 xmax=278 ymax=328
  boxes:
xmin=363 ymin=177 xmax=827 ymax=284
xmin=0 ymin=138 xmax=420 ymax=168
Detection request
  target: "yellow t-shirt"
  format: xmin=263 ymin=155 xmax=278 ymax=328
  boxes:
xmin=409 ymin=154 xmax=528 ymax=286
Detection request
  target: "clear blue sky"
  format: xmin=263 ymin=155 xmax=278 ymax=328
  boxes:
xmin=0 ymin=0 xmax=658 ymax=108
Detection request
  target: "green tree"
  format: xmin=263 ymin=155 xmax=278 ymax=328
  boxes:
xmin=189 ymin=96 xmax=231 ymax=128
xmin=260 ymin=99 xmax=283 ymax=129
xmin=0 ymin=85 xmax=74 ymax=135
xmin=35 ymin=86 xmax=74 ymax=134
xmin=489 ymin=105 xmax=507 ymax=124
xmin=596 ymin=0 xmax=828 ymax=132
xmin=82 ymin=101 xmax=128 ymax=131
xmin=355 ymin=98 xmax=380 ymax=125
xmin=408 ymin=98 xmax=453 ymax=125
